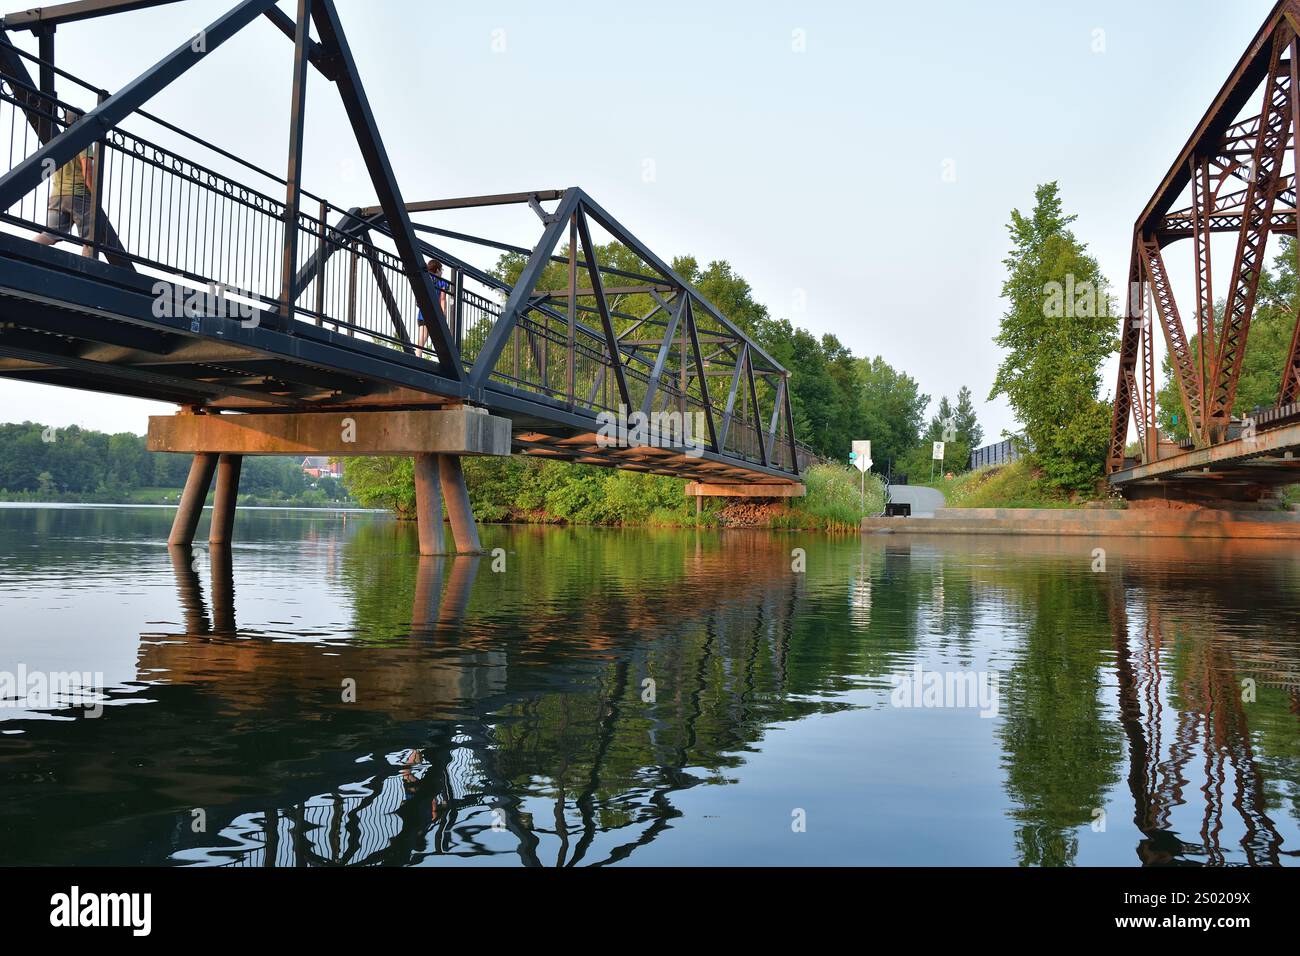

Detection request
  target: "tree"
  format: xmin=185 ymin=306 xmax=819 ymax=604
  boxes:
xmin=955 ymin=385 xmax=983 ymax=449
xmin=341 ymin=457 xmax=416 ymax=518
xmin=855 ymin=356 xmax=929 ymax=474
xmin=990 ymin=183 xmax=1118 ymax=491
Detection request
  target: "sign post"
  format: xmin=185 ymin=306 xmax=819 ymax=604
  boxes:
xmin=931 ymin=441 xmax=945 ymax=483
xmin=851 ymin=440 xmax=872 ymax=510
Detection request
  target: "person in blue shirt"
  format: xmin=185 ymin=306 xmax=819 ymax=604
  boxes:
xmin=416 ymin=258 xmax=449 ymax=355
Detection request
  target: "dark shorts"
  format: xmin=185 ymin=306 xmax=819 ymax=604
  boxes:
xmin=44 ymin=193 xmax=93 ymax=237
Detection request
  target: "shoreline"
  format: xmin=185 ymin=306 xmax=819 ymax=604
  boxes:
xmin=863 ymin=507 xmax=1300 ymax=539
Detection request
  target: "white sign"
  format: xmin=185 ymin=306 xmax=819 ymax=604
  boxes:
xmin=851 ymin=440 xmax=872 ymax=473
xmin=932 ymin=441 xmax=945 ymax=461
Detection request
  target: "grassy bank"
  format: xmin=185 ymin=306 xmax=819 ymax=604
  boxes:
xmin=922 ymin=459 xmax=1114 ymax=510
xmin=344 ymin=457 xmax=883 ymax=531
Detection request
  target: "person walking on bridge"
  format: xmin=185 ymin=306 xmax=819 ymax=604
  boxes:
xmin=416 ymin=258 xmax=450 ymax=356
xmin=33 ymin=108 xmax=97 ymax=259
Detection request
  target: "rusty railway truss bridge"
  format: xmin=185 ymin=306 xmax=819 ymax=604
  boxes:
xmin=1109 ymin=0 xmax=1300 ymax=504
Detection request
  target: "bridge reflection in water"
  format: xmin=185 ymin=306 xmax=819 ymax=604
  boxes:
xmin=146 ymin=532 xmax=809 ymax=867
xmin=1 ymin=514 xmax=1298 ymax=867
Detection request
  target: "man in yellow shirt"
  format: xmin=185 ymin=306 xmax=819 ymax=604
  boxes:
xmin=34 ymin=108 xmax=96 ymax=258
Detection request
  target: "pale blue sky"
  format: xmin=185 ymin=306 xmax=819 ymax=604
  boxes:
xmin=0 ymin=0 xmax=1279 ymax=440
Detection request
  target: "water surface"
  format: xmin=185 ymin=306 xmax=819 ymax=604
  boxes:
xmin=0 ymin=504 xmax=1297 ymax=866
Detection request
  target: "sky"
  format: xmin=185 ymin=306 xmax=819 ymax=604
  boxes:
xmin=0 ymin=0 xmax=1281 ymax=442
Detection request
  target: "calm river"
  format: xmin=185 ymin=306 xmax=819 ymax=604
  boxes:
xmin=0 ymin=504 xmax=1298 ymax=866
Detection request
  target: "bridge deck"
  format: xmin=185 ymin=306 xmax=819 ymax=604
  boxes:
xmin=1109 ymin=419 xmax=1300 ymax=490
xmin=0 ymin=234 xmax=800 ymax=485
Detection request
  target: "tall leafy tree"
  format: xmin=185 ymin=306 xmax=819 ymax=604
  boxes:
xmin=990 ymin=183 xmax=1118 ymax=490
xmin=955 ymin=385 xmax=983 ymax=449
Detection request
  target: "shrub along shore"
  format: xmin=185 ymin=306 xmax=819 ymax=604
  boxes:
xmin=343 ymin=458 xmax=885 ymax=532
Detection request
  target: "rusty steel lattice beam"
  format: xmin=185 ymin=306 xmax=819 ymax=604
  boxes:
xmin=1190 ymin=157 xmax=1216 ymax=402
xmin=1109 ymin=1 xmax=1300 ymax=472
xmin=1140 ymin=237 xmax=1204 ymax=442
xmin=1107 ymin=245 xmax=1144 ymax=471
xmin=1206 ymin=31 xmax=1294 ymax=436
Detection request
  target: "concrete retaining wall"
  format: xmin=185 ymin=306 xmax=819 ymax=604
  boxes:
xmin=862 ymin=507 xmax=1300 ymax=539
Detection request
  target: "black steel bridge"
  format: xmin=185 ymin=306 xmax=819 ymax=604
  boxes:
xmin=0 ymin=0 xmax=806 ymax=547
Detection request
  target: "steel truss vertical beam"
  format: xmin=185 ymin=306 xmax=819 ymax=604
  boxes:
xmin=1139 ymin=276 xmax=1157 ymax=463
xmin=765 ymin=376 xmax=786 ymax=464
xmin=1190 ymin=156 xmax=1216 ymax=408
xmin=575 ymin=206 xmax=632 ymax=410
xmin=717 ymin=342 xmax=749 ymax=453
xmin=1207 ymin=28 xmax=1294 ymax=436
xmin=1282 ymin=37 xmax=1300 ymax=404
xmin=275 ymin=0 xmax=311 ymax=330
xmin=567 ymin=214 xmax=577 ymax=407
xmin=1140 ymin=237 xmax=1204 ymax=442
xmin=745 ymin=350 xmax=767 ymax=466
xmin=639 ymin=293 xmax=684 ymax=418
xmin=309 ymin=0 xmax=460 ymax=378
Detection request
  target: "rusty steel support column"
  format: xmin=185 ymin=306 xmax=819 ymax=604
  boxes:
xmin=208 ymin=454 xmax=243 ymax=546
xmin=438 ymin=454 xmax=481 ymax=554
xmin=413 ymin=452 xmax=444 ymax=557
xmin=1142 ymin=282 xmax=1158 ymax=464
xmin=168 ymin=452 xmax=219 ymax=546
xmin=1190 ymin=157 xmax=1216 ymax=409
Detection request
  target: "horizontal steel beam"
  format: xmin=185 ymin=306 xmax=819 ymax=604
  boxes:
xmin=359 ymin=190 xmax=564 ymax=217
xmin=1 ymin=0 xmax=184 ymax=30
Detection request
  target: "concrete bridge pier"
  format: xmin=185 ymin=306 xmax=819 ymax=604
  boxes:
xmin=209 ymin=454 xmax=243 ymax=546
xmin=168 ymin=452 xmax=218 ymax=547
xmin=150 ymin=407 xmax=511 ymax=554
xmin=438 ymin=454 xmax=482 ymax=554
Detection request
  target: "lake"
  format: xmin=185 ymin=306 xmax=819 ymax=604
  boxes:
xmin=0 ymin=504 xmax=1297 ymax=866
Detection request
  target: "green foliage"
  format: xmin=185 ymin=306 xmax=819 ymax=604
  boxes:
xmin=777 ymin=463 xmax=885 ymax=530
xmin=932 ymin=459 xmax=1109 ymax=509
xmin=341 ymin=456 xmax=416 ymax=518
xmin=344 ymin=455 xmax=881 ymax=530
xmin=0 ymin=422 xmax=343 ymax=504
xmin=990 ymin=183 xmax=1118 ymax=491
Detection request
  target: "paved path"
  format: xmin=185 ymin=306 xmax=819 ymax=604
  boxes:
xmin=887 ymin=485 xmax=946 ymax=517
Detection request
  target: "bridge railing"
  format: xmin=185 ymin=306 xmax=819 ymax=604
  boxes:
xmin=0 ymin=47 xmax=422 ymax=355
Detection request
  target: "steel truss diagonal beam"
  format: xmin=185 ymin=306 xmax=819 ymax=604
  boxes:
xmin=575 ymin=206 xmax=632 ymax=410
xmin=467 ymin=189 xmax=580 ymax=390
xmin=1140 ymin=237 xmax=1204 ymax=442
xmin=685 ymin=298 xmax=718 ymax=452
xmin=309 ymin=0 xmax=459 ymax=377
xmin=1207 ymin=29 xmax=1294 ymax=434
xmin=640 ymin=293 xmax=685 ymax=418
xmin=1108 ymin=242 xmax=1144 ymax=471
